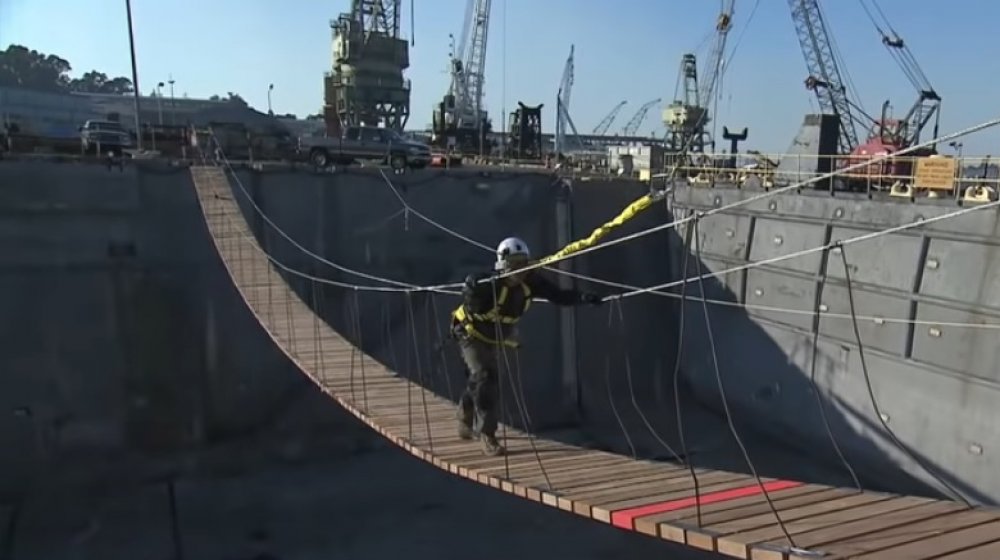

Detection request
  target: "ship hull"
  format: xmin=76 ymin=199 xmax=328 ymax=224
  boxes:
xmin=666 ymin=181 xmax=1000 ymax=506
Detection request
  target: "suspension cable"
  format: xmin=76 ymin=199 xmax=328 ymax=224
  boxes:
xmin=486 ymin=278 xmax=553 ymax=488
xmin=604 ymin=302 xmax=637 ymax=459
xmin=808 ymin=247 xmax=861 ymax=491
xmin=406 ymin=292 xmax=435 ymax=451
xmin=838 ymin=244 xmax=972 ymax=507
xmin=426 ymin=296 xmax=456 ymax=401
xmin=692 ymin=215 xmax=799 ymax=549
xmin=671 ymin=213 xmax=702 ymax=526
xmin=206 ymin=115 xmax=1000 ymax=302
xmin=614 ymin=196 xmax=1000 ymax=301
xmin=611 ymin=298 xmax=684 ymax=462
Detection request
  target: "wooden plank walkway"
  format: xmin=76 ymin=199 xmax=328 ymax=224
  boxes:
xmin=190 ymin=165 xmax=1000 ymax=559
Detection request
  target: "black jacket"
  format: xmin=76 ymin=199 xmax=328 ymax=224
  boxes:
xmin=462 ymin=270 xmax=588 ymax=313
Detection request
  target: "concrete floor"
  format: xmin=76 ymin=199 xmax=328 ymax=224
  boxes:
xmin=7 ymin=440 xmax=724 ymax=560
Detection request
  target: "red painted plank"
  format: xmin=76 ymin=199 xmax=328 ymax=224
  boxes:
xmin=610 ymin=480 xmax=803 ymax=529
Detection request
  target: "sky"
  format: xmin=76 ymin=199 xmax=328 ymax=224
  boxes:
xmin=1 ymin=0 xmax=998 ymax=154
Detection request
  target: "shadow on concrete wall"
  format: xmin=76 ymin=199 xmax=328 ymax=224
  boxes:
xmin=660 ymin=214 xmax=981 ymax=505
xmin=0 ymin=161 xmax=378 ymax=508
xmin=224 ymin=163 xmax=977 ymax=506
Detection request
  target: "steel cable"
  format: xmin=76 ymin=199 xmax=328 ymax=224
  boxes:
xmin=671 ymin=214 xmax=702 ymax=526
xmin=808 ymin=248 xmax=862 ymax=492
xmin=838 ymin=244 xmax=972 ymax=507
xmin=605 ymin=303 xmax=637 ymax=460
xmin=406 ymin=292 xmax=435 ymax=452
xmin=611 ymin=298 xmax=684 ymax=462
xmin=692 ymin=216 xmax=799 ymax=549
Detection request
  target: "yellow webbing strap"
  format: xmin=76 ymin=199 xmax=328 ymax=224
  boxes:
xmin=451 ymin=283 xmax=529 ymax=348
xmin=535 ymin=193 xmax=654 ymax=266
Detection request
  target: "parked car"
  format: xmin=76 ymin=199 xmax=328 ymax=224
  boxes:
xmin=79 ymin=120 xmax=132 ymax=155
xmin=297 ymin=125 xmax=431 ymax=170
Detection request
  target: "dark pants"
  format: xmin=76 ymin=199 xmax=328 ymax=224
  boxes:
xmin=456 ymin=336 xmax=499 ymax=438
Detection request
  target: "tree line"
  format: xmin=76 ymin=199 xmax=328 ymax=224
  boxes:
xmin=0 ymin=44 xmax=244 ymax=102
xmin=0 ymin=44 xmax=135 ymax=94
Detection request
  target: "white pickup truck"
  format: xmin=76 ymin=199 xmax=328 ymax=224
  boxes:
xmin=297 ymin=125 xmax=431 ymax=170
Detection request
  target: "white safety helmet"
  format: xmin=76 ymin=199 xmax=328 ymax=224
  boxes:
xmin=495 ymin=236 xmax=531 ymax=271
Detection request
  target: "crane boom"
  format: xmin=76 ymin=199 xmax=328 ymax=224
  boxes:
xmin=698 ymin=1 xmax=735 ymax=110
xmin=622 ymin=98 xmax=660 ymax=136
xmin=448 ymin=0 xmax=491 ymax=129
xmin=858 ymin=0 xmax=940 ymax=146
xmin=462 ymin=0 xmax=490 ymax=126
xmin=431 ymin=0 xmax=492 ymax=154
xmin=555 ymin=45 xmax=583 ymax=155
xmin=787 ymin=0 xmax=859 ymax=153
xmin=592 ymin=100 xmax=627 ymax=135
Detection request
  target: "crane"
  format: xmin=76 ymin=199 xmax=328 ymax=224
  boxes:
xmin=554 ymin=45 xmax=584 ymax=155
xmin=431 ymin=0 xmax=492 ymax=154
xmin=662 ymin=0 xmax=735 ymax=153
xmin=787 ymin=0 xmax=862 ymax=153
xmin=622 ymin=98 xmax=660 ymax=137
xmin=326 ymin=0 xmax=410 ymax=133
xmin=698 ymin=0 xmax=735 ymax=114
xmin=788 ymin=0 xmax=941 ymax=187
xmin=592 ymin=101 xmax=627 ymax=136
xmin=858 ymin=0 xmax=940 ymax=147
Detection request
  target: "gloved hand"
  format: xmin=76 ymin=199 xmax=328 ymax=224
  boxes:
xmin=581 ymin=292 xmax=604 ymax=305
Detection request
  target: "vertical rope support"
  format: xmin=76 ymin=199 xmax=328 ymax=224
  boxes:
xmin=604 ymin=303 xmax=637 ymax=459
xmin=406 ymin=292 xmax=434 ymax=452
xmin=348 ymin=291 xmax=358 ymax=404
xmin=508 ymin=343 xmax=533 ymax=430
xmin=316 ymin=283 xmax=327 ymax=385
xmin=672 ymin=210 xmax=701 ymax=526
xmin=311 ymin=280 xmax=322 ymax=384
xmin=691 ymin=215 xmax=798 ymax=549
xmin=614 ymin=298 xmax=683 ymax=462
xmin=284 ymin=270 xmax=294 ymax=357
xmin=266 ymin=250 xmax=275 ymax=329
xmin=808 ymin=246 xmax=861 ymax=492
xmin=353 ymin=288 xmax=369 ymax=412
xmin=487 ymin=278 xmax=551 ymax=489
xmin=388 ymin=298 xmax=413 ymax=442
xmin=235 ymin=173 xmax=246 ymax=285
xmin=497 ymin=323 xmax=551 ymax=490
xmin=429 ymin=297 xmax=456 ymax=401
xmin=838 ymin=243 xmax=970 ymax=507
xmin=489 ymin=278 xmax=511 ymax=479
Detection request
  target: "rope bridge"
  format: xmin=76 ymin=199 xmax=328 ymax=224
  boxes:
xmin=191 ymin=160 xmax=1000 ymax=559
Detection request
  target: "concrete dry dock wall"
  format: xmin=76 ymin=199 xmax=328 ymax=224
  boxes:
xmin=227 ymin=166 xmax=683 ymax=440
xmin=0 ymin=160 xmax=373 ymax=502
xmin=667 ymin=185 xmax=1000 ymax=505
xmin=1 ymin=158 xmax=916 ymax=520
xmin=231 ymin=167 xmax=570 ymax=429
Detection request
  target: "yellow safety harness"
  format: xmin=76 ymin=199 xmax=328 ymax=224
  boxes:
xmin=452 ymin=282 xmax=532 ymax=347
xmin=451 ymin=190 xmax=658 ymax=348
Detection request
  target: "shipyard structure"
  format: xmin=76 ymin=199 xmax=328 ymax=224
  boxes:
xmin=3 ymin=0 xmax=1000 ymax=556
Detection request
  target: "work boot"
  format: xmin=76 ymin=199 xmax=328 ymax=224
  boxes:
xmin=481 ymin=434 xmax=505 ymax=457
xmin=457 ymin=420 xmax=474 ymax=441
xmin=456 ymin=407 xmax=474 ymax=440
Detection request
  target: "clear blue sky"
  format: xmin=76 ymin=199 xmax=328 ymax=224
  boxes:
xmin=2 ymin=0 xmax=997 ymax=154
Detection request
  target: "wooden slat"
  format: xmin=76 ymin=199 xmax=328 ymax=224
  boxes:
xmin=935 ymin=537 xmax=1000 ymax=559
xmin=189 ymin=165 xmax=1000 ymax=560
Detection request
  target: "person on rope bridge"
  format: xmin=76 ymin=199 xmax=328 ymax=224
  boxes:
xmin=450 ymin=236 xmax=603 ymax=456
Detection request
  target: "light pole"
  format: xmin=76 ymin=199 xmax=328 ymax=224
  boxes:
xmin=267 ymin=83 xmax=274 ymax=115
xmin=156 ymin=82 xmax=164 ymax=125
xmin=168 ymin=75 xmax=175 ymax=126
xmin=949 ymin=141 xmax=964 ymax=159
xmin=125 ymin=0 xmax=142 ymax=151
